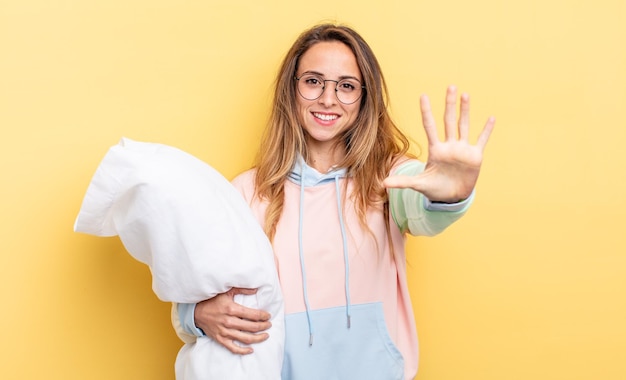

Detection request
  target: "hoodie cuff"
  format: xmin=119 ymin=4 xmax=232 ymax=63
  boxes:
xmin=178 ymin=302 xmax=206 ymax=337
xmin=423 ymin=189 xmax=475 ymax=212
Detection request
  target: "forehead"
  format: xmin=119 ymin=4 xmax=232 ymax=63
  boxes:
xmin=298 ymin=41 xmax=361 ymax=80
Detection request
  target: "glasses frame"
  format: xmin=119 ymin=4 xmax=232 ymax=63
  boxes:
xmin=294 ymin=74 xmax=365 ymax=105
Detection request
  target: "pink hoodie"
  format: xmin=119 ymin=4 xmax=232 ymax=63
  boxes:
xmin=230 ymin=157 xmax=471 ymax=379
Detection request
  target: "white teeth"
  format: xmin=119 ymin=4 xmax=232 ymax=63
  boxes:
xmin=313 ymin=112 xmax=338 ymax=121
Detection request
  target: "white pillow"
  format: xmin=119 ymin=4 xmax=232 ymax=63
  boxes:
xmin=74 ymin=137 xmax=284 ymax=380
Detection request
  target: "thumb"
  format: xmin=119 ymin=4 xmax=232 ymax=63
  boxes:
xmin=228 ymin=287 xmax=258 ymax=297
xmin=383 ymin=175 xmax=422 ymax=190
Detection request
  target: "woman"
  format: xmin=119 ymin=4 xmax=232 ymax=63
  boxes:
xmin=174 ymin=23 xmax=494 ymax=379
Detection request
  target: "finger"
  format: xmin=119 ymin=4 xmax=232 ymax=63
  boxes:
xmin=214 ymin=318 xmax=271 ymax=355
xmin=222 ymin=339 xmax=254 ymax=355
xmin=458 ymin=93 xmax=470 ymax=141
xmin=476 ymin=116 xmax=496 ymax=151
xmin=382 ymin=175 xmax=421 ymax=191
xmin=224 ymin=314 xmax=272 ymax=334
xmin=420 ymin=94 xmax=439 ymax=146
xmin=231 ymin=329 xmax=270 ymax=346
xmin=444 ymin=85 xmax=458 ymax=140
xmin=217 ymin=325 xmax=270 ymax=355
xmin=475 ymin=116 xmax=495 ymax=150
xmin=227 ymin=288 xmax=271 ymax=321
xmin=226 ymin=301 xmax=271 ymax=322
xmin=229 ymin=287 xmax=258 ymax=296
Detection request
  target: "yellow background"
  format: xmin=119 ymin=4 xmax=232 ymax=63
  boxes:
xmin=1 ymin=0 xmax=624 ymax=379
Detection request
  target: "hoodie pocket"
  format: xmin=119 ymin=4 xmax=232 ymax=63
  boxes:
xmin=281 ymin=302 xmax=404 ymax=380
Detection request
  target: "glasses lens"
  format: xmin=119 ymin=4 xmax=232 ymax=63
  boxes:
xmin=296 ymin=74 xmax=363 ymax=104
xmin=335 ymin=79 xmax=362 ymax=104
xmin=297 ymin=74 xmax=324 ymax=100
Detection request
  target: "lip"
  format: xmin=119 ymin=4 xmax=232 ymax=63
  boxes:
xmin=311 ymin=111 xmax=340 ymax=126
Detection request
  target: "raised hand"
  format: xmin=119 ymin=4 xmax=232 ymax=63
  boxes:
xmin=383 ymin=86 xmax=494 ymax=203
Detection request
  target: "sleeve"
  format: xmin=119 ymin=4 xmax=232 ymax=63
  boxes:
xmin=170 ymin=303 xmax=204 ymax=344
xmin=388 ymin=160 xmax=473 ymax=236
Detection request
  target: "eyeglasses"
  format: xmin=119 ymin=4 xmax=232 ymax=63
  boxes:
xmin=295 ymin=73 xmax=365 ymax=105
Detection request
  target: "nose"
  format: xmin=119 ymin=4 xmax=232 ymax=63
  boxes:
xmin=318 ymin=80 xmax=339 ymax=106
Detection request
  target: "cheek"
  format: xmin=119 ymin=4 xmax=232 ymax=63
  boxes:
xmin=296 ymin=99 xmax=316 ymax=127
xmin=346 ymin=103 xmax=361 ymax=123
xmin=296 ymin=97 xmax=308 ymax=117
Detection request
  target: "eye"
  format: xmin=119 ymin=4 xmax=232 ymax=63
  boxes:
xmin=303 ymin=75 xmax=323 ymax=86
xmin=338 ymin=80 xmax=358 ymax=92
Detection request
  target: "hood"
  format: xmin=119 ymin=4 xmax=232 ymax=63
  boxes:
xmin=288 ymin=155 xmax=348 ymax=187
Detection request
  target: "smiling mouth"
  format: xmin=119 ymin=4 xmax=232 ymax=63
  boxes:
xmin=313 ymin=112 xmax=339 ymax=121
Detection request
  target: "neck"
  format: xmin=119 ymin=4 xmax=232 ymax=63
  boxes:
xmin=306 ymin=145 xmax=345 ymax=173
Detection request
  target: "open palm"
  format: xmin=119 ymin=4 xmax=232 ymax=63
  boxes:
xmin=383 ymin=86 xmax=495 ymax=203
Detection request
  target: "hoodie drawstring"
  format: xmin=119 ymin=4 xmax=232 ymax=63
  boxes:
xmin=297 ymin=163 xmax=353 ymax=347
xmin=298 ymin=164 xmax=315 ymax=346
xmin=334 ymin=175 xmax=351 ymax=329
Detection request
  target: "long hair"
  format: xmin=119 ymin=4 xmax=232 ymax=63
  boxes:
xmin=254 ymin=23 xmax=412 ymax=242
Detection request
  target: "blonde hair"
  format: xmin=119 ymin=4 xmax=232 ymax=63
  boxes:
xmin=254 ymin=23 xmax=412 ymax=242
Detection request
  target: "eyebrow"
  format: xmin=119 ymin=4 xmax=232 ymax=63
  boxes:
xmin=300 ymin=70 xmax=362 ymax=82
